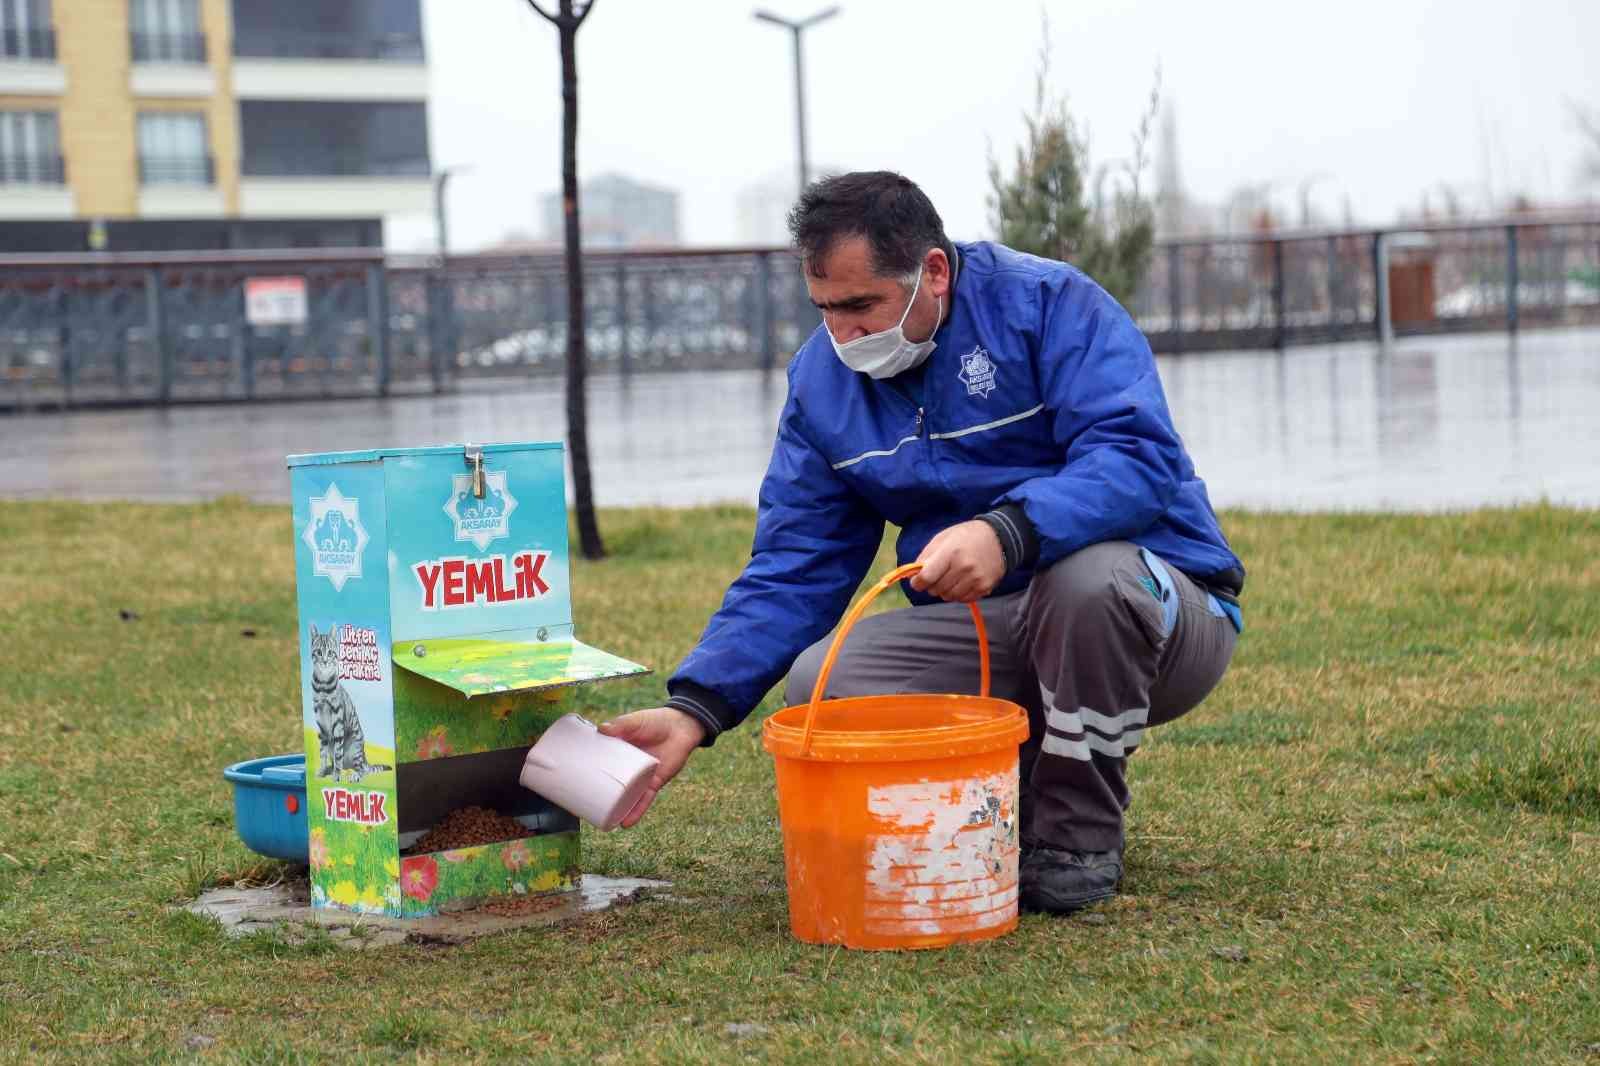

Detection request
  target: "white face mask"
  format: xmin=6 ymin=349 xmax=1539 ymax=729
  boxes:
xmin=826 ymin=263 xmax=941 ymax=379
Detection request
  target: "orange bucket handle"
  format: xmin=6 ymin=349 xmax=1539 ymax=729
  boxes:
xmin=801 ymin=562 xmax=991 ymax=756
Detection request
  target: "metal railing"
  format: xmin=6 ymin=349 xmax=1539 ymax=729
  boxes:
xmin=0 ymin=247 xmax=814 ymax=410
xmin=138 ymin=155 xmax=215 ymax=185
xmin=0 ymin=153 xmax=65 ymax=184
xmin=0 ymin=27 xmax=55 ymax=60
xmin=1 ymin=217 xmax=1596 ymax=411
xmin=1129 ymin=216 xmax=1600 ymax=351
xmin=232 ymin=29 xmax=424 ymax=62
xmin=131 ymin=30 xmax=207 ymax=63
xmin=239 ymin=156 xmax=430 ymax=179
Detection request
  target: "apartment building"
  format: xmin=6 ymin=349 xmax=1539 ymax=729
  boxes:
xmin=0 ymin=0 xmax=431 ymax=252
xmin=541 ymin=173 xmax=681 ymax=249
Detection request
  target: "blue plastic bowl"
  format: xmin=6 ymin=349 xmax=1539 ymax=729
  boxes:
xmin=223 ymin=753 xmax=309 ymax=863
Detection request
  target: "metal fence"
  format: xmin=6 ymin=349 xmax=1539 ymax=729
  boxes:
xmin=413 ymin=249 xmax=817 ymax=380
xmin=2 ymin=217 xmax=1597 ymax=411
xmin=0 ymin=247 xmax=818 ymax=410
xmin=1130 ymin=216 xmax=1600 ymax=352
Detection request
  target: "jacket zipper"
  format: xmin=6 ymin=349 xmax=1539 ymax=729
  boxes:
xmin=885 ymin=377 xmax=925 ymax=442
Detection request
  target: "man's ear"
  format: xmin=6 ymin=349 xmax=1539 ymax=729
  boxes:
xmin=925 ymin=246 xmax=953 ymax=300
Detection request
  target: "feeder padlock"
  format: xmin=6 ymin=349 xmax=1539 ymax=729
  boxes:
xmin=464 ymin=444 xmax=485 ymax=499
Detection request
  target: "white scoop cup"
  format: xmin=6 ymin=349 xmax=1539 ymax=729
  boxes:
xmin=518 ymin=713 xmax=660 ymax=831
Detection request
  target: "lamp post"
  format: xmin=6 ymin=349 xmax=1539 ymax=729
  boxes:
xmin=433 ymin=165 xmax=472 ymax=258
xmin=753 ymin=6 xmax=839 ymax=198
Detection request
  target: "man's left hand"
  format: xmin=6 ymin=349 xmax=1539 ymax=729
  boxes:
xmin=910 ymin=520 xmax=1007 ymax=602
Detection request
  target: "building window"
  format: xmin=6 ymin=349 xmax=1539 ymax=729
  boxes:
xmin=138 ymin=112 xmax=212 ymax=184
xmin=0 ymin=109 xmax=63 ymax=183
xmin=0 ymin=0 xmax=55 ymax=60
xmin=130 ymin=0 xmax=204 ymax=63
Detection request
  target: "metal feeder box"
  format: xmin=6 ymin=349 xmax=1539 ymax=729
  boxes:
xmin=287 ymin=441 xmax=647 ymax=918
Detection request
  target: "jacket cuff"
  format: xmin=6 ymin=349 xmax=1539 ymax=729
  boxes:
xmin=664 ymin=680 xmax=735 ymax=747
xmin=977 ymin=504 xmax=1039 ymax=572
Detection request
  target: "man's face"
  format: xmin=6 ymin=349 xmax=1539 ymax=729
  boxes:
xmin=804 ymin=235 xmax=950 ymax=345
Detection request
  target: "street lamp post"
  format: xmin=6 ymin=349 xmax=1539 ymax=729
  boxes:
xmin=753 ymin=6 xmax=839 ymax=198
xmin=433 ymin=165 xmax=472 ymax=258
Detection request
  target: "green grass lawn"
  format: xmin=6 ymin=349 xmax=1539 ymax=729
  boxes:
xmin=1 ymin=500 xmax=1598 ymax=1064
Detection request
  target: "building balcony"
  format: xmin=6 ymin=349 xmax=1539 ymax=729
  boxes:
xmin=139 ymin=155 xmax=216 ymax=185
xmin=233 ymin=29 xmax=423 ymax=62
xmin=238 ymin=173 xmax=431 ymax=219
xmin=231 ymin=55 xmax=426 ymax=102
xmin=0 ymin=28 xmax=64 ymax=95
xmin=1 ymin=153 xmax=65 ymax=184
xmin=238 ymin=99 xmax=430 ymax=213
xmin=138 ymin=155 xmax=222 ymax=216
xmin=0 ymin=154 xmax=72 ymax=218
xmin=231 ymin=4 xmax=426 ymax=100
xmin=242 ymin=155 xmax=428 ymax=179
xmin=129 ymin=31 xmax=215 ymax=96
xmin=131 ymin=31 xmax=207 ymax=63
xmin=1 ymin=27 xmax=56 ymax=61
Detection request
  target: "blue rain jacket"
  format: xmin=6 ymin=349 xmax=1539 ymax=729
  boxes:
xmin=668 ymin=241 xmax=1243 ymax=737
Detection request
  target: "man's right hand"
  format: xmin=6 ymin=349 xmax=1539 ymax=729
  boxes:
xmin=597 ymin=707 xmax=707 ymax=827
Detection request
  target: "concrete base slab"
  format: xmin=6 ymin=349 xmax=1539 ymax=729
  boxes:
xmin=184 ymin=874 xmax=671 ymax=948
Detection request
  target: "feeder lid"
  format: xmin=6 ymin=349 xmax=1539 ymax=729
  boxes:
xmin=393 ymin=632 xmax=649 ymax=698
xmin=286 ymin=441 xmax=562 ymax=468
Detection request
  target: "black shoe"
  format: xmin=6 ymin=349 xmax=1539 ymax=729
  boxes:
xmin=1019 ymin=845 xmax=1122 ymax=915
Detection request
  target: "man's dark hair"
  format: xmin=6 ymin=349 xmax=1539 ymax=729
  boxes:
xmin=787 ymin=171 xmax=953 ymax=279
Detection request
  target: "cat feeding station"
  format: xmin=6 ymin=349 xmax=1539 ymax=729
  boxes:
xmin=226 ymin=441 xmax=647 ymax=918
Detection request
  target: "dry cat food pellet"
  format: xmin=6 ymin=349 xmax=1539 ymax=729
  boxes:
xmin=402 ymin=806 xmax=530 ymax=854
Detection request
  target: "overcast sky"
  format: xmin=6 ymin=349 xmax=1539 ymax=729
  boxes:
xmin=394 ymin=0 xmax=1600 ymax=253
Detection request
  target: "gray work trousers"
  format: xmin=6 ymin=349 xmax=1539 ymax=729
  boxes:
xmin=784 ymin=541 xmax=1238 ymax=853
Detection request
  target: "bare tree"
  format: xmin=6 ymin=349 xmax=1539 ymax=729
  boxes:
xmin=524 ymin=0 xmax=604 ymax=559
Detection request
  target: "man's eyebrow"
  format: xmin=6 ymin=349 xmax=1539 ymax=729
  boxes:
xmin=810 ymin=293 xmax=883 ymax=312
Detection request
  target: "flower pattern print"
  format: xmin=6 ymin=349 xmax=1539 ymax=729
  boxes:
xmin=400 ymin=856 xmax=440 ymax=902
xmin=416 ymin=725 xmax=453 ymax=760
xmin=500 ymin=839 xmax=532 ymax=871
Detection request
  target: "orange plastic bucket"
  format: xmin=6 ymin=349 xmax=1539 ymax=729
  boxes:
xmin=762 ymin=563 xmax=1030 ymax=950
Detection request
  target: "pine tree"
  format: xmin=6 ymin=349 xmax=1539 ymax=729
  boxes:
xmin=988 ymin=20 xmax=1158 ymax=308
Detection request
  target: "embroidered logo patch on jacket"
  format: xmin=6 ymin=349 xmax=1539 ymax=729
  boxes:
xmin=958 ymin=346 xmax=997 ymax=398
